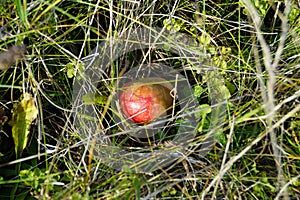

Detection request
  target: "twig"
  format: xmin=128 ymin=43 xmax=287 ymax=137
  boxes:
xmin=242 ymin=1 xmax=292 ymax=199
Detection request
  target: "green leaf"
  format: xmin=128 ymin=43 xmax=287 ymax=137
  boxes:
xmin=12 ymin=93 xmax=38 ymax=158
xmin=82 ymin=92 xmax=107 ymax=105
xmin=194 ymin=86 xmax=204 ymax=97
xmin=199 ymin=32 xmax=211 ymax=45
xmin=67 ymin=62 xmax=85 ymax=80
xmin=196 ymin=104 xmax=212 ymax=132
xmin=66 ymin=62 xmax=75 ymax=78
xmin=15 ymin=0 xmax=28 ymax=30
xmin=196 ymin=104 xmax=211 ymax=118
xmin=221 ymin=46 xmax=231 ymax=55
xmin=225 ymin=82 xmax=236 ymax=94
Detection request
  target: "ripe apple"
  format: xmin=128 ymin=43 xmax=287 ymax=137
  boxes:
xmin=120 ymin=78 xmax=173 ymax=124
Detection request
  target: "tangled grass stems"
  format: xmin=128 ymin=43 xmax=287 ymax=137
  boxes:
xmin=0 ymin=0 xmax=299 ymax=199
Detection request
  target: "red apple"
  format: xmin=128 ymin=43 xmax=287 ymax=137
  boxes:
xmin=120 ymin=78 xmax=173 ymax=124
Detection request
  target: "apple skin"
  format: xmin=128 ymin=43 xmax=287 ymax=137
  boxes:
xmin=120 ymin=81 xmax=173 ymax=124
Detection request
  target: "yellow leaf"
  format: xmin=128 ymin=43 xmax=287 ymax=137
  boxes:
xmin=12 ymin=93 xmax=38 ymax=158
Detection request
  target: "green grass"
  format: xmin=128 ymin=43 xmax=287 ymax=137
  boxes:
xmin=0 ymin=0 xmax=299 ymax=199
